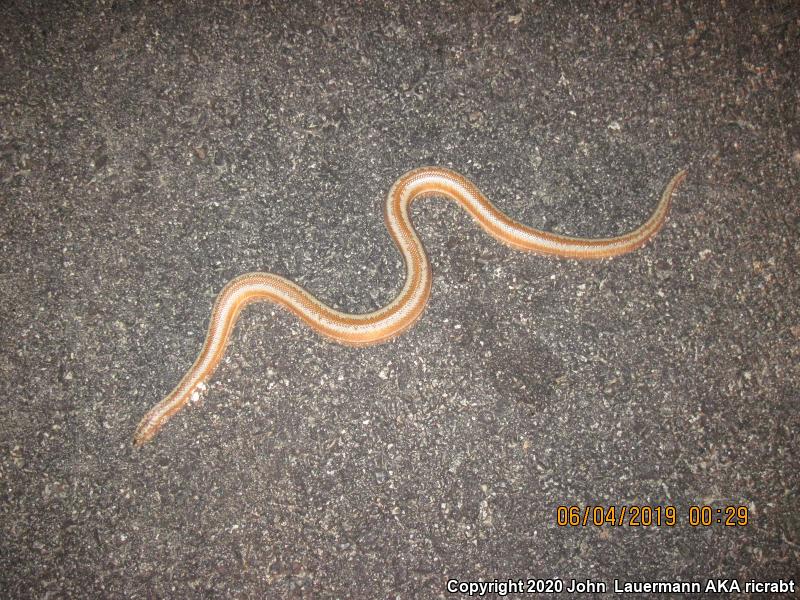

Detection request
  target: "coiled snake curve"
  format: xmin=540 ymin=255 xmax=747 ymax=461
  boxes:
xmin=134 ymin=165 xmax=687 ymax=446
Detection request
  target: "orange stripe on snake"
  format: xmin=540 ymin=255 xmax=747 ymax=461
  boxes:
xmin=134 ymin=166 xmax=687 ymax=446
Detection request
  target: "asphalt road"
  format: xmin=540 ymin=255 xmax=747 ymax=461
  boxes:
xmin=1 ymin=1 xmax=798 ymax=597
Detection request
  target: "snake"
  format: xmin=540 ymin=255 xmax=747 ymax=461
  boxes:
xmin=133 ymin=166 xmax=687 ymax=446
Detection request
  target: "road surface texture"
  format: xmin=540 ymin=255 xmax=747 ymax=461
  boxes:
xmin=1 ymin=1 xmax=797 ymax=597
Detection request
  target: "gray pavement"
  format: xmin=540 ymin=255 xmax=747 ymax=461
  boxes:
xmin=1 ymin=1 xmax=798 ymax=597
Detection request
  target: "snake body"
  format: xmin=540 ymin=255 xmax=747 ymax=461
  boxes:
xmin=134 ymin=166 xmax=686 ymax=446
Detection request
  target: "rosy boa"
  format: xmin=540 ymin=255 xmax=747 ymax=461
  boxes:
xmin=134 ymin=166 xmax=687 ymax=446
